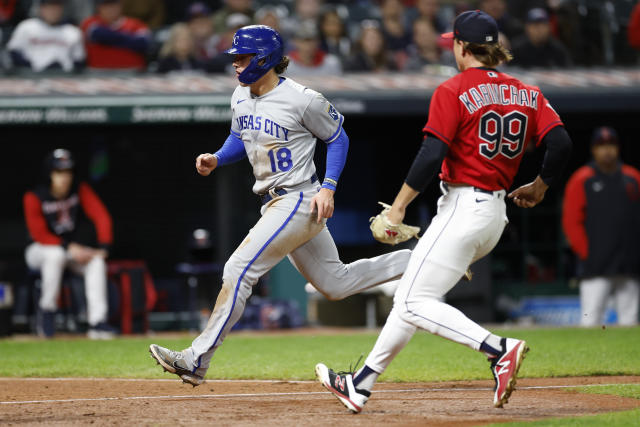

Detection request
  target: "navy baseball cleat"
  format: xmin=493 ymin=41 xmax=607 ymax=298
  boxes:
xmin=315 ymin=363 xmax=370 ymax=413
xmin=489 ymin=338 xmax=529 ymax=408
xmin=149 ymin=344 xmax=204 ymax=387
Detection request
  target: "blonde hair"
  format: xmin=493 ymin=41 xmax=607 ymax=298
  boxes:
xmin=461 ymin=40 xmax=513 ymax=67
xmin=160 ymin=23 xmax=193 ymax=58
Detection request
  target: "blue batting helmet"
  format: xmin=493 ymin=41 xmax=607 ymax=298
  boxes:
xmin=225 ymin=25 xmax=284 ymax=84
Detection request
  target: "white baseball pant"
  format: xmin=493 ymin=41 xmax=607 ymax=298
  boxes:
xmin=25 ymin=242 xmax=108 ymax=327
xmin=364 ymin=184 xmax=508 ymax=374
xmin=580 ymin=276 xmax=639 ymax=326
xmin=185 ymin=183 xmax=411 ymax=377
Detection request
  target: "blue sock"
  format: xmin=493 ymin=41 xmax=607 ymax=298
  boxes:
xmin=353 ymin=365 xmax=379 ymax=391
xmin=480 ymin=336 xmax=504 ymax=357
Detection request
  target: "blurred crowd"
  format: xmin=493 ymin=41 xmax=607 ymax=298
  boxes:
xmin=0 ymin=0 xmax=639 ymax=77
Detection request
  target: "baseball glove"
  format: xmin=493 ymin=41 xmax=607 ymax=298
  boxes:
xmin=369 ymin=202 xmax=421 ymax=245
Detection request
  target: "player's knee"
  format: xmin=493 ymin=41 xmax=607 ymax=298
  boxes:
xmin=44 ymin=245 xmax=66 ymax=266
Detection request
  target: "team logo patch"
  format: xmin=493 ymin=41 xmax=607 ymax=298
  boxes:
xmin=327 ymin=105 xmax=339 ymax=121
xmin=233 ymin=35 xmax=239 ymax=46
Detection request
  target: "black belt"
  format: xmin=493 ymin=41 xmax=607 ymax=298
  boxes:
xmin=442 ymin=182 xmax=496 ymax=196
xmin=260 ymin=174 xmax=318 ymax=205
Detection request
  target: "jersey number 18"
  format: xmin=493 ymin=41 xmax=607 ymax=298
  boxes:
xmin=268 ymin=147 xmax=293 ymax=172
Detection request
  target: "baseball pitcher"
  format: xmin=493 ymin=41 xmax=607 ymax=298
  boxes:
xmin=316 ymin=10 xmax=573 ymax=412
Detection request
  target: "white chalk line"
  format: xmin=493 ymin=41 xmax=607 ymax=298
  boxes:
xmin=0 ymin=377 xmax=315 ymax=384
xmin=1 ymin=382 xmax=638 ymax=406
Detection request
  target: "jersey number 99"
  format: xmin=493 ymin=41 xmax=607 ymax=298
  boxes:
xmin=268 ymin=147 xmax=293 ymax=172
xmin=478 ymin=111 xmax=528 ymax=160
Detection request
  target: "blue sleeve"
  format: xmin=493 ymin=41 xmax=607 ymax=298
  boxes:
xmin=322 ymin=128 xmax=349 ymax=191
xmin=214 ymin=133 xmax=247 ymax=166
xmin=89 ymin=26 xmax=150 ymax=53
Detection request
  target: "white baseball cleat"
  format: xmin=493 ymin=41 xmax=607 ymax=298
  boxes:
xmin=490 ymin=338 xmax=529 ymax=408
xmin=315 ymin=363 xmax=370 ymax=413
xmin=149 ymin=344 xmax=204 ymax=387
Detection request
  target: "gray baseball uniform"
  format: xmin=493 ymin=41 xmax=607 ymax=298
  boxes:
xmin=183 ymin=77 xmax=411 ymax=378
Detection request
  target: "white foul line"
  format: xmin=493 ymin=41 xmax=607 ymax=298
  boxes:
xmin=1 ymin=383 xmax=637 ymax=406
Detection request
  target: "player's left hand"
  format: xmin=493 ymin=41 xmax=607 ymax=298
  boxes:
xmin=508 ymin=175 xmax=549 ymax=208
xmin=310 ymin=188 xmax=334 ymax=223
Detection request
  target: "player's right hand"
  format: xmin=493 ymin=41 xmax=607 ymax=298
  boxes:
xmin=68 ymin=242 xmax=96 ymax=265
xmin=508 ymin=175 xmax=548 ymax=208
xmin=196 ymin=153 xmax=218 ymax=176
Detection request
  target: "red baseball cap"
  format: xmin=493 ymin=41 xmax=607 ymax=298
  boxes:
xmin=442 ymin=10 xmax=499 ymax=44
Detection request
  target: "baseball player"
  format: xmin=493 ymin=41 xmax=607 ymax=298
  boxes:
xmin=23 ymin=149 xmax=114 ymax=339
xmin=316 ymin=10 xmax=572 ymax=412
xmin=149 ymin=25 xmax=411 ymax=386
xmin=562 ymin=126 xmax=640 ymax=326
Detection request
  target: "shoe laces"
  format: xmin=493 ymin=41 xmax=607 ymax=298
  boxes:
xmin=336 ymin=355 xmax=363 ymax=376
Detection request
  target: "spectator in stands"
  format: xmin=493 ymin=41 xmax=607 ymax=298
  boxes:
xmin=254 ymin=4 xmax=287 ymax=33
xmin=163 ymin=1 xmax=219 ymax=26
xmin=345 ymin=20 xmax=398 ymax=72
xmin=562 ymin=127 xmax=640 ymax=327
xmin=510 ymin=8 xmax=571 ymax=69
xmin=286 ymin=20 xmax=342 ymax=76
xmin=81 ymin=0 xmax=151 ymax=70
xmin=7 ymin=0 xmax=85 ymax=72
xmin=120 ymin=0 xmax=165 ymax=31
xmin=403 ymin=16 xmax=453 ymax=71
xmin=186 ymin=2 xmax=217 ymax=63
xmin=379 ymin=0 xmax=412 ymax=53
xmin=409 ymin=0 xmax=446 ymax=33
xmin=629 ymin=2 xmax=640 ymax=51
xmin=479 ymin=0 xmax=522 ymax=42
xmin=282 ymin=0 xmax=323 ymax=39
xmin=156 ymin=23 xmax=205 ymax=73
xmin=212 ymin=0 xmax=254 ymax=34
xmin=23 ymin=149 xmax=115 ymax=339
xmin=318 ymin=6 xmax=351 ymax=64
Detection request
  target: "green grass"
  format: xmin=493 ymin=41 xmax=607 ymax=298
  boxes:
xmin=488 ymin=409 xmax=640 ymax=426
xmin=573 ymin=384 xmax=640 ymax=400
xmin=0 ymin=327 xmax=638 ymax=380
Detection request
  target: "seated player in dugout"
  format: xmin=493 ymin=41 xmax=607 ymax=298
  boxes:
xmin=23 ymin=149 xmax=115 ymax=340
xmin=149 ymin=25 xmax=412 ymax=386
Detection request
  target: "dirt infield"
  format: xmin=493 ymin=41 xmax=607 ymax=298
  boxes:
xmin=1 ymin=376 xmax=638 ymax=426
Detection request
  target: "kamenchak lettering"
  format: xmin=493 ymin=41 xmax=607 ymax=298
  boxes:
xmin=458 ymin=84 xmax=540 ymax=114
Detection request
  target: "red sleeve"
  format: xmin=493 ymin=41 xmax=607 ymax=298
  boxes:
xmin=622 ymin=164 xmax=640 ymax=188
xmin=628 ymin=4 xmax=640 ymax=49
xmin=562 ymin=166 xmax=594 ymax=260
xmin=423 ymin=85 xmax=460 ymax=145
xmin=534 ymin=93 xmax=563 ymax=146
xmin=78 ymin=183 xmax=113 ymax=246
xmin=23 ymin=192 xmax=63 ymax=245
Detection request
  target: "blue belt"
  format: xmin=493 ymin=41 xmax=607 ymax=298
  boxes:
xmin=260 ymin=174 xmax=318 ymax=205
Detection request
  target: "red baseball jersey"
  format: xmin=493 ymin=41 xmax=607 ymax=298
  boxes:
xmin=81 ymin=16 xmax=149 ymax=69
xmin=424 ymin=67 xmax=563 ymax=191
